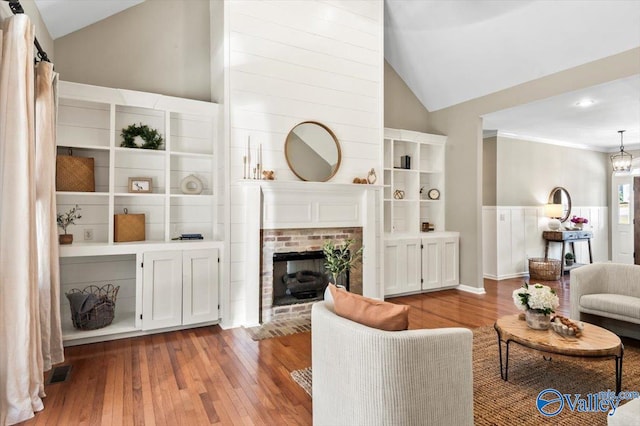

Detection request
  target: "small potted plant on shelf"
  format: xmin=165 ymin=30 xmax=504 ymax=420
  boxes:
xmin=323 ymin=239 xmax=364 ymax=289
xmin=57 ymin=205 xmax=82 ymax=245
xmin=564 ymin=252 xmax=575 ymax=266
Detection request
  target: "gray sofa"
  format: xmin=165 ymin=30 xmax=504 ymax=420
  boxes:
xmin=570 ymin=263 xmax=640 ymax=339
xmin=311 ymin=301 xmax=474 ymax=426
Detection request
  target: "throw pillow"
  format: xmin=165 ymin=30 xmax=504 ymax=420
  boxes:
xmin=328 ymin=284 xmax=409 ymax=331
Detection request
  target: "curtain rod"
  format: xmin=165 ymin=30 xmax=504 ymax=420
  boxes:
xmin=2 ymin=0 xmax=50 ymax=62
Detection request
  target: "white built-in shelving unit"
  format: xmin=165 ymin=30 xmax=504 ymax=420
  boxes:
xmin=383 ymin=128 xmax=459 ymax=297
xmin=56 ymin=82 xmax=222 ymax=344
xmin=383 ymin=128 xmax=446 ymax=234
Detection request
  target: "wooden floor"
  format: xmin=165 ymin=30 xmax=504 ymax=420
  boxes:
xmin=25 ymin=276 xmax=572 ymax=425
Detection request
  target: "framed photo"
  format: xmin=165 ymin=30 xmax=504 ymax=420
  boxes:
xmin=128 ymin=177 xmax=152 ymax=193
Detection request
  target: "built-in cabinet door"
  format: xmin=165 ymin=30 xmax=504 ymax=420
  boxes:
xmin=384 ymin=239 xmax=421 ymax=296
xmin=421 ymin=239 xmax=441 ymax=290
xmin=182 ymin=248 xmax=219 ymax=325
xmin=142 ymin=251 xmax=182 ymax=330
xmin=441 ymin=236 xmax=459 ymax=287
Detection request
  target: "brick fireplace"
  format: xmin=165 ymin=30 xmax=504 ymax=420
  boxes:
xmin=261 ymin=227 xmax=363 ymax=322
xmin=242 ymin=181 xmax=381 ymax=327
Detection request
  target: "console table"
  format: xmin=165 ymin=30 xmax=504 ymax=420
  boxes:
xmin=543 ymin=230 xmax=593 ymax=276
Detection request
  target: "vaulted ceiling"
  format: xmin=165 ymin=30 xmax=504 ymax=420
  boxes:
xmin=31 ymin=0 xmax=640 ymax=150
xmin=385 ymin=0 xmax=640 ymax=150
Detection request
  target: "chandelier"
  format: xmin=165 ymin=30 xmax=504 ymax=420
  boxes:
xmin=610 ymin=130 xmax=632 ymax=173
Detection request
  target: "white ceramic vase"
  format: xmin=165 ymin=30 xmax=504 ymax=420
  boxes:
xmin=525 ymin=309 xmax=551 ymax=330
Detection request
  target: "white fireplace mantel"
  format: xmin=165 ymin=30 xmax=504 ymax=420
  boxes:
xmin=241 ymin=180 xmax=382 ymax=325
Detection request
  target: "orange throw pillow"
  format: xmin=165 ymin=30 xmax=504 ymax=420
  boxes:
xmin=328 ymin=284 xmax=409 ymax=331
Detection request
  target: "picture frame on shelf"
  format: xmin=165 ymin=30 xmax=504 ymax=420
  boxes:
xmin=128 ymin=177 xmax=153 ymax=193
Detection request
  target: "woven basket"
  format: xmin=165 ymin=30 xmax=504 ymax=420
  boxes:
xmin=528 ymin=258 xmax=561 ymax=281
xmin=56 ymin=152 xmax=95 ymax=192
xmin=65 ymin=284 xmax=119 ymax=330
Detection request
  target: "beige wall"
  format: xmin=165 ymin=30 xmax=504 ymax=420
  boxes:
xmin=427 ymin=47 xmax=640 ymax=289
xmin=384 ymin=60 xmax=429 ymax=132
xmin=493 ymin=136 xmax=608 ymax=207
xmin=54 ymin=0 xmax=211 ymax=102
xmin=483 ymin=136 xmax=497 ymax=206
xmin=1 ymin=0 xmax=54 ymax=59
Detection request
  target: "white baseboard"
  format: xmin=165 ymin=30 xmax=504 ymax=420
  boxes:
xmin=483 ymin=272 xmax=528 ymax=280
xmin=456 ymin=284 xmax=486 ymax=295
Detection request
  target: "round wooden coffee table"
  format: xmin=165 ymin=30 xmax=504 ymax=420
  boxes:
xmin=494 ymin=314 xmax=624 ymax=394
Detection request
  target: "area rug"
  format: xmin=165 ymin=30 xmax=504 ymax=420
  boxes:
xmin=244 ymin=316 xmax=311 ymax=341
xmin=290 ymin=326 xmax=640 ymax=425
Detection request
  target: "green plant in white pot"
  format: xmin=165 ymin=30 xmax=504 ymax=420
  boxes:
xmin=564 ymin=252 xmax=575 ymax=266
xmin=322 ymin=239 xmax=363 ymax=289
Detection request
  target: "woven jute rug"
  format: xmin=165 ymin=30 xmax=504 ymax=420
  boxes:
xmin=291 ymin=326 xmax=640 ymax=425
xmin=244 ymin=316 xmax=311 ymax=341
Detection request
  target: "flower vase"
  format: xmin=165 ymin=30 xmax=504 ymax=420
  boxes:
xmin=574 ymin=223 xmax=583 ymax=230
xmin=525 ymin=309 xmax=551 ymax=330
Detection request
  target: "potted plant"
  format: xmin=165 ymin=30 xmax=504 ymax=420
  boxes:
xmin=322 ymin=239 xmax=363 ymax=289
xmin=57 ymin=205 xmax=82 ymax=244
xmin=570 ymin=216 xmax=588 ymax=230
xmin=512 ymin=282 xmax=559 ymax=329
xmin=564 ymin=252 xmax=575 ymax=266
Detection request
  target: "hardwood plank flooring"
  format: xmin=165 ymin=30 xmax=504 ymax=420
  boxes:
xmin=25 ymin=276 xmax=575 ymax=425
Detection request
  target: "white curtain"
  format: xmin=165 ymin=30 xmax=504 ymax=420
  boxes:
xmin=0 ymin=14 xmax=63 ymax=426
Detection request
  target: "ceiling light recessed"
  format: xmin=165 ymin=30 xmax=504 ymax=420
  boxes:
xmin=575 ymin=99 xmax=596 ymax=107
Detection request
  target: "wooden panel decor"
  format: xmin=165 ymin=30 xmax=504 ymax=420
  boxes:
xmin=114 ymin=210 xmax=145 ymax=242
xmin=56 ymin=153 xmax=95 ymax=192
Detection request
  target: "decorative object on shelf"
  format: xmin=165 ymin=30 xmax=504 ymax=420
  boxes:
xmin=421 ymin=222 xmax=435 ymax=232
xmin=128 ymin=177 xmax=153 ymax=193
xmin=180 ymin=233 xmax=203 ymax=240
xmin=114 ymin=208 xmax=145 ymax=242
xmin=570 ymin=216 xmax=588 ymax=230
xmin=65 ymin=284 xmax=120 ymax=330
xmin=400 ymin=155 xmax=411 ymax=169
xmin=262 ymin=170 xmax=275 ymax=180
xmin=393 ymin=189 xmax=405 ymax=199
xmin=544 ymin=203 xmax=563 ymax=231
xmin=244 ymin=136 xmax=265 ymax=180
xmin=352 ymin=177 xmax=368 ymax=184
xmin=367 ymin=168 xmax=377 ymax=184
xmin=611 ymin=130 xmax=633 ymax=173
xmin=285 ymin=121 xmax=341 ymax=182
xmin=427 ymin=188 xmax=440 ymax=200
xmin=57 ymin=204 xmax=82 ymax=245
xmin=323 ymin=239 xmax=363 ymax=288
xmin=513 ymin=282 xmax=559 ymax=330
xmin=564 ymin=252 xmax=575 ymax=266
xmin=551 ymin=315 xmax=583 ymax=337
xmin=56 ymin=148 xmax=95 ymax=192
xmin=180 ymin=174 xmax=203 ymax=194
xmin=120 ymin=123 xmax=163 ymax=150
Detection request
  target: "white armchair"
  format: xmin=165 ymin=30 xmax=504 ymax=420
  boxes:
xmin=311 ymin=301 xmax=474 ymax=426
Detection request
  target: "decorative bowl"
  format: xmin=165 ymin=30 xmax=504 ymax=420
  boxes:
xmin=550 ymin=316 xmax=584 ymax=337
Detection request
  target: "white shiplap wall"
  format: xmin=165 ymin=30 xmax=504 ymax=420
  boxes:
xmin=483 ymin=206 xmax=609 ymax=280
xmin=224 ymin=0 xmax=383 ymax=327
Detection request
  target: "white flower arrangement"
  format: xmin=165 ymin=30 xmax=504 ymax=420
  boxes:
xmin=512 ymin=282 xmax=559 ymax=315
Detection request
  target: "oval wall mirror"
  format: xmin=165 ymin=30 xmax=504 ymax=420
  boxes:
xmin=284 ymin=121 xmax=341 ymax=182
xmin=548 ymin=186 xmax=572 ymax=222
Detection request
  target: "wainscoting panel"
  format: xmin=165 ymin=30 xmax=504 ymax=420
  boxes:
xmin=483 ymin=206 xmax=609 ymax=280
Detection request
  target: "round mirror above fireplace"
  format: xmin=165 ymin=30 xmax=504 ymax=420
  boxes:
xmin=284 ymin=121 xmax=341 ymax=182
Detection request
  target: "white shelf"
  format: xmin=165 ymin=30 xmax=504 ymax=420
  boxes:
xmin=56 ymin=191 xmax=109 ymax=196
xmin=170 ymin=151 xmax=214 ymax=159
xmin=61 ymin=311 xmax=138 ymax=342
xmin=114 ymin=192 xmax=166 ymax=197
xmin=114 ymin=146 xmax=166 ymax=156
xmin=58 ymin=144 xmax=110 ymax=151
xmin=384 ymin=127 xmax=446 ymax=234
